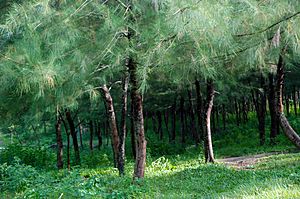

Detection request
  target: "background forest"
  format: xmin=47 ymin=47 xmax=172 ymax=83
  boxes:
xmin=1 ymin=0 xmax=300 ymax=198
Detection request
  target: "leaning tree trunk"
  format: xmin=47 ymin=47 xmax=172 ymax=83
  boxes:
xmin=55 ymin=117 xmax=63 ymax=170
xmin=128 ymin=58 xmax=146 ymax=179
xmin=276 ymin=53 xmax=300 ymax=148
xmin=65 ymin=110 xmax=80 ymax=165
xmin=268 ymin=73 xmax=278 ymax=144
xmin=204 ymin=80 xmax=215 ymax=163
xmin=101 ymin=85 xmax=120 ymax=168
xmin=118 ymin=72 xmax=129 ymax=176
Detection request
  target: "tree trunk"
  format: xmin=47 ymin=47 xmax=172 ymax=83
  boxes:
xmin=180 ymin=96 xmax=186 ymax=144
xmin=55 ymin=117 xmax=63 ymax=170
xmin=118 ymin=73 xmax=129 ymax=176
xmin=128 ymin=58 xmax=146 ymax=179
xmin=157 ymin=111 xmax=163 ymax=140
xmin=163 ymin=110 xmax=171 ymax=142
xmin=101 ymin=85 xmax=120 ymax=168
xmin=268 ymin=73 xmax=278 ymax=145
xmin=234 ymin=98 xmax=240 ymax=126
xmin=285 ymin=92 xmax=290 ymax=117
xmin=89 ymin=120 xmax=94 ymax=151
xmin=130 ymin=102 xmax=136 ymax=160
xmin=204 ymin=80 xmax=215 ymax=163
xmin=78 ymin=118 xmax=84 ymax=149
xmin=195 ymin=79 xmax=204 ymax=140
xmin=258 ymin=76 xmax=266 ymax=146
xmin=187 ymin=89 xmax=200 ymax=145
xmin=65 ymin=110 xmax=80 ymax=165
xmin=171 ymin=98 xmax=177 ymax=142
xmin=222 ymin=104 xmax=226 ymax=130
xmin=293 ymin=86 xmax=297 ymax=116
xmin=276 ymin=52 xmax=300 ymax=149
xmin=97 ymin=122 xmax=102 ymax=150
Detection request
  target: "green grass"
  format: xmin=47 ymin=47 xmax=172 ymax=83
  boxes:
xmin=1 ymin=114 xmax=300 ymax=198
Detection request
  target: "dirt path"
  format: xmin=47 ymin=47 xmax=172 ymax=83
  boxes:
xmin=217 ymin=152 xmax=281 ymax=169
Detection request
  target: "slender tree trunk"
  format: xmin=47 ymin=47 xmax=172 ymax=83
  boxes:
xmin=89 ymin=120 xmax=94 ymax=151
xmin=60 ymin=115 xmax=70 ymax=170
xmin=118 ymin=73 xmax=129 ymax=176
xmin=180 ymin=96 xmax=186 ymax=144
xmin=78 ymin=118 xmax=84 ymax=149
xmin=97 ymin=122 xmax=102 ymax=150
xmin=187 ymin=89 xmax=200 ymax=145
xmin=222 ymin=104 xmax=226 ymax=130
xmin=276 ymin=52 xmax=300 ymax=148
xmin=234 ymin=98 xmax=240 ymax=126
xmin=128 ymin=58 xmax=146 ymax=179
xmin=101 ymin=85 xmax=120 ymax=168
xmin=163 ymin=110 xmax=171 ymax=142
xmin=151 ymin=112 xmax=157 ymax=134
xmin=268 ymin=73 xmax=278 ymax=145
xmin=65 ymin=110 xmax=80 ymax=165
xmin=157 ymin=111 xmax=163 ymax=140
xmin=204 ymin=80 xmax=215 ymax=163
xmin=285 ymin=92 xmax=290 ymax=117
xmin=130 ymin=102 xmax=136 ymax=160
xmin=171 ymin=98 xmax=177 ymax=142
xmin=258 ymin=76 xmax=266 ymax=145
xmin=293 ymin=86 xmax=297 ymax=116
xmin=195 ymin=79 xmax=204 ymax=140
xmin=55 ymin=117 xmax=63 ymax=170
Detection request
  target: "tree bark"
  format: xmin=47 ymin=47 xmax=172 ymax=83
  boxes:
xmin=78 ymin=118 xmax=84 ymax=149
xmin=157 ymin=110 xmax=163 ymax=140
xmin=268 ymin=73 xmax=278 ymax=145
xmin=187 ymin=89 xmax=200 ymax=145
xmin=163 ymin=110 xmax=171 ymax=142
xmin=195 ymin=79 xmax=204 ymax=140
xmin=65 ymin=110 xmax=80 ymax=165
xmin=55 ymin=117 xmax=63 ymax=170
xmin=118 ymin=73 xmax=129 ymax=176
xmin=204 ymin=80 xmax=215 ymax=163
xmin=179 ymin=96 xmax=186 ymax=144
xmin=276 ymin=52 xmax=300 ymax=149
xmin=97 ymin=122 xmax=102 ymax=150
xmin=101 ymin=85 xmax=120 ymax=168
xmin=171 ymin=98 xmax=177 ymax=142
xmin=285 ymin=93 xmax=290 ymax=117
xmin=293 ymin=86 xmax=297 ymax=116
xmin=130 ymin=102 xmax=136 ymax=160
xmin=128 ymin=58 xmax=146 ymax=179
xmin=89 ymin=120 xmax=94 ymax=151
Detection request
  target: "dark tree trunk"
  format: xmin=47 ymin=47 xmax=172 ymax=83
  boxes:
xmin=128 ymin=58 xmax=146 ymax=179
xmin=78 ymin=118 xmax=84 ymax=149
xmin=55 ymin=117 xmax=63 ymax=170
xmin=276 ymin=52 xmax=300 ymax=149
xmin=187 ymin=89 xmax=200 ymax=145
xmin=204 ymin=80 xmax=215 ymax=163
xmin=118 ymin=73 xmax=129 ymax=176
xmin=163 ymin=110 xmax=171 ymax=142
xmin=195 ymin=79 xmax=204 ymax=140
xmin=130 ymin=102 xmax=136 ymax=160
xmin=89 ymin=120 xmax=94 ymax=151
xmin=234 ymin=98 xmax=240 ymax=126
xmin=65 ymin=110 xmax=80 ymax=165
xmin=151 ymin=112 xmax=157 ymax=134
xmin=157 ymin=111 xmax=163 ymax=140
xmin=285 ymin=93 xmax=290 ymax=117
xmin=171 ymin=98 xmax=177 ymax=142
xmin=293 ymin=86 xmax=297 ymax=116
xmin=97 ymin=122 xmax=102 ymax=150
xmin=268 ymin=73 xmax=278 ymax=145
xmin=180 ymin=96 xmax=186 ymax=144
xmin=242 ymin=98 xmax=248 ymax=123
xmin=60 ymin=116 xmax=70 ymax=171
xmin=101 ymin=85 xmax=120 ymax=168
xmin=258 ymin=76 xmax=266 ymax=146
xmin=222 ymin=104 xmax=226 ymax=130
